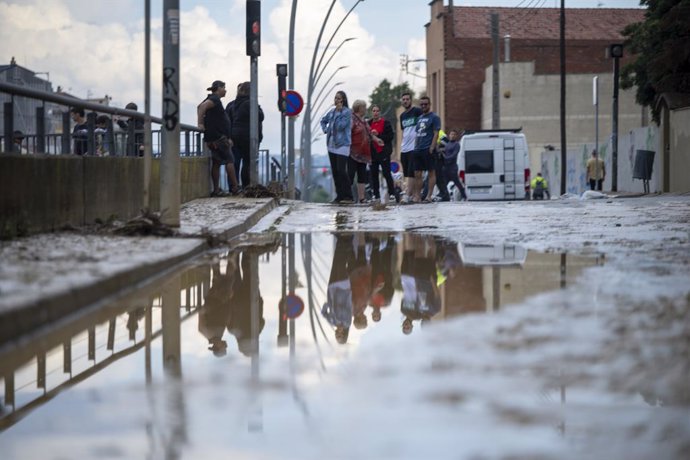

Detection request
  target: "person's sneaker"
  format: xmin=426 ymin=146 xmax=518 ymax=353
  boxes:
xmin=339 ymin=199 xmax=354 ymax=204
xmin=210 ymin=189 xmax=229 ymax=197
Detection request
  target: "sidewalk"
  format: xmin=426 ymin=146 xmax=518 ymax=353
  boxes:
xmin=0 ymin=197 xmax=281 ymax=344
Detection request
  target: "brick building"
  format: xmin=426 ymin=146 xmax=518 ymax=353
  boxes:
xmin=425 ymin=0 xmax=645 ymax=133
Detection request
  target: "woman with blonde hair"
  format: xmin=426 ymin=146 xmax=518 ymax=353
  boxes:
xmin=350 ymin=99 xmax=383 ymax=203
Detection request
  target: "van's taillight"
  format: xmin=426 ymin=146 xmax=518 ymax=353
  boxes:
xmin=459 ymin=170 xmax=465 ymax=183
xmin=524 ymin=168 xmax=531 ymax=193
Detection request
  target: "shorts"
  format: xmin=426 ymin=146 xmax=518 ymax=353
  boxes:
xmin=413 ymin=148 xmax=436 ymax=172
xmin=207 ymin=136 xmax=234 ymax=165
xmin=401 ymin=151 xmax=415 ymax=178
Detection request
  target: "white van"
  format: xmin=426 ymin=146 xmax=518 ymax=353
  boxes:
xmin=456 ymin=130 xmax=531 ymax=201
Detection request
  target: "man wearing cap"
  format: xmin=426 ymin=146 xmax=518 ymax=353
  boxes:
xmin=12 ymin=130 xmax=28 ymax=154
xmin=197 ymin=80 xmax=240 ymax=196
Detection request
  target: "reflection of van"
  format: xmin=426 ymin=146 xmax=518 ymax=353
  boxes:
xmin=459 ymin=243 xmax=528 ymax=267
xmin=457 ymin=129 xmax=530 ymax=201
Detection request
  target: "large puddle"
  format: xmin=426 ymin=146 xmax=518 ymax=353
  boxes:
xmin=0 ymin=232 xmax=603 ymax=457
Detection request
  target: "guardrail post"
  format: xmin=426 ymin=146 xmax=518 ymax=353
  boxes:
xmin=3 ymin=102 xmax=13 ymax=153
xmin=87 ymin=111 xmax=96 ymax=155
xmin=184 ymin=130 xmax=190 ymax=156
xmin=61 ymin=111 xmax=71 ymax=154
xmin=36 ymin=105 xmax=46 ymax=153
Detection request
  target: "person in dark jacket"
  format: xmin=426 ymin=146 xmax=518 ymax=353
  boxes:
xmin=226 ymin=81 xmax=264 ymax=189
xmin=116 ymin=102 xmax=144 ymax=156
xmin=368 ymin=105 xmax=400 ymax=203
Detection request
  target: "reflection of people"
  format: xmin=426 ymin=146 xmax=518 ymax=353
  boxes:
xmin=350 ymin=233 xmax=373 ymax=330
xmin=586 ymin=150 xmax=606 ymax=191
xmin=400 ymin=234 xmax=441 ymax=335
xmin=368 ymin=234 xmax=397 ymax=323
xmin=199 ymin=257 xmax=238 ymax=357
xmin=321 ymin=233 xmax=357 ymax=343
xmin=227 ymin=250 xmax=265 ymax=356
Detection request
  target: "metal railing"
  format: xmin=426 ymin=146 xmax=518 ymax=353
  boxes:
xmin=0 ymin=80 xmax=204 ymax=156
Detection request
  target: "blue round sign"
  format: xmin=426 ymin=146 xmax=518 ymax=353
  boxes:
xmin=283 ymin=293 xmax=304 ymax=319
xmin=284 ymin=90 xmax=304 ymax=117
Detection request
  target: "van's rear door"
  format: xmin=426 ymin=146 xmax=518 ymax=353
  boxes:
xmin=463 ymin=137 xmax=503 ymax=199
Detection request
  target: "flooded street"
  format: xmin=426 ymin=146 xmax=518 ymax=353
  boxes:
xmin=1 ymin=193 xmax=689 ymax=460
xmin=1 ymin=232 xmax=611 ymax=458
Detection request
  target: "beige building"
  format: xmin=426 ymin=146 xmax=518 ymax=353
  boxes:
xmin=481 ymin=61 xmax=648 ymax=176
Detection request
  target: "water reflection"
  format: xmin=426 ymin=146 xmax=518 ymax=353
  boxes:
xmin=0 ymin=232 xmax=603 ymax=438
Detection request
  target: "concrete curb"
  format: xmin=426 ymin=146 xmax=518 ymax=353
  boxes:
xmin=0 ymin=198 xmax=280 ymax=345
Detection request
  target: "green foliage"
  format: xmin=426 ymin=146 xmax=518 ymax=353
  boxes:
xmin=367 ymin=79 xmax=415 ymax=142
xmin=621 ymin=0 xmax=690 ymax=121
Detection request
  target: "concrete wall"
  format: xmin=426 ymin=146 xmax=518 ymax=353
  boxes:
xmin=668 ymin=107 xmax=690 ymax=193
xmin=0 ymin=155 xmax=209 ymax=237
xmin=540 ymin=125 xmax=661 ymax=195
xmin=482 ymin=61 xmax=648 ymax=176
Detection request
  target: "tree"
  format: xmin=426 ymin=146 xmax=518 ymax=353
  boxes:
xmin=368 ymin=79 xmax=415 ymax=142
xmin=621 ymin=0 xmax=690 ymax=121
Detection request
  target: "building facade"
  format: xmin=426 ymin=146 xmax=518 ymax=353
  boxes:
xmin=426 ymin=1 xmax=644 ymax=133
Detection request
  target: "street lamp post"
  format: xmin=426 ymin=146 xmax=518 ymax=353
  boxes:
xmin=302 ymin=0 xmax=364 ymax=201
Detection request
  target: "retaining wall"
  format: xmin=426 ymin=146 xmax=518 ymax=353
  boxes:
xmin=0 ymin=155 xmax=209 ymax=237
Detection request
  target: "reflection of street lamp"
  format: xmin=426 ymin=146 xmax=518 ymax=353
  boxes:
xmin=302 ymin=0 xmax=365 ymax=201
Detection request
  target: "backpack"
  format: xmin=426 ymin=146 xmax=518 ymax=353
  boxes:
xmin=350 ymin=116 xmax=372 ymax=164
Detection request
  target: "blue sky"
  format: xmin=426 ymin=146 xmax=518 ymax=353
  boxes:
xmin=1 ymin=0 xmax=643 ymax=155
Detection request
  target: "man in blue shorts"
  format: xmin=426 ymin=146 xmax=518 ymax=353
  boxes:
xmin=412 ymin=96 xmax=441 ymax=203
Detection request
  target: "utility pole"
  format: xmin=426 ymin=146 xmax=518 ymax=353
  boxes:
xmin=491 ymin=12 xmax=500 ymax=129
xmin=247 ymin=0 xmax=261 ymax=185
xmin=288 ymin=1 xmax=298 ymax=199
xmin=610 ymin=43 xmax=623 ymax=192
xmin=161 ymin=0 xmax=180 ymax=226
xmin=144 ymin=0 xmax=152 ymax=210
xmin=559 ymin=0 xmax=567 ymax=195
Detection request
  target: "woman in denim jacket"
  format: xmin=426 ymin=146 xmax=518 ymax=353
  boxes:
xmin=320 ymin=91 xmax=353 ymax=203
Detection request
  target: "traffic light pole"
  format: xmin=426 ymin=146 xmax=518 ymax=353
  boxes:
xmin=247 ymin=0 xmax=261 ymax=185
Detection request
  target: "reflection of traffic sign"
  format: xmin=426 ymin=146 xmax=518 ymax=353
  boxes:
xmin=390 ymin=161 xmax=400 ymax=174
xmin=282 ymin=293 xmax=304 ymax=319
xmin=284 ymin=90 xmax=304 ymax=117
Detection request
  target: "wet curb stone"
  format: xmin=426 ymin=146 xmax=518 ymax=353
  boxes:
xmin=0 ymin=198 xmax=280 ymax=346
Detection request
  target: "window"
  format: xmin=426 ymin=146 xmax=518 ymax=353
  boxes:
xmin=466 ymin=150 xmax=494 ymax=173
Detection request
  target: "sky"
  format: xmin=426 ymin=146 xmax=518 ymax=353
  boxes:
xmin=0 ymin=0 xmax=643 ymax=156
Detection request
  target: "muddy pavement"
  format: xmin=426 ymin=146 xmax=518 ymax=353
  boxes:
xmin=249 ymin=195 xmax=690 ymax=459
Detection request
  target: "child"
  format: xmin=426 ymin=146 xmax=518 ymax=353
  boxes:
xmin=441 ymin=129 xmax=467 ymax=201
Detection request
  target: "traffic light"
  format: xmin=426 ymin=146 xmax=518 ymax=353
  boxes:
xmin=246 ymin=0 xmax=261 ymax=57
xmin=608 ymin=43 xmax=624 ymax=58
xmin=276 ymin=64 xmax=287 ymax=112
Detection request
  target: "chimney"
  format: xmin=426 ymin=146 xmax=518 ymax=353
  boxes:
xmin=504 ymin=35 xmax=511 ymax=62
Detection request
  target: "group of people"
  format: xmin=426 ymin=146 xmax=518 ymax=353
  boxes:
xmin=67 ymin=104 xmax=143 ymax=157
xmin=197 ymin=80 xmax=264 ymax=197
xmin=320 ymin=91 xmax=468 ymax=204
